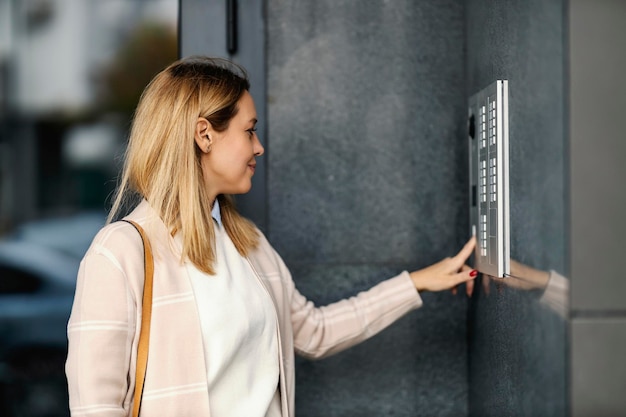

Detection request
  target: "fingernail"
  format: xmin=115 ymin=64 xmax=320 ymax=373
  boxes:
xmin=470 ymin=270 xmax=478 ymax=277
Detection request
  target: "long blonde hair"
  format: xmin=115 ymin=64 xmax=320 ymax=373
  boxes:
xmin=108 ymin=56 xmax=259 ymax=274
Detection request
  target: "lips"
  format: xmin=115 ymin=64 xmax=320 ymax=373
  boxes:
xmin=248 ymin=163 xmax=256 ymax=173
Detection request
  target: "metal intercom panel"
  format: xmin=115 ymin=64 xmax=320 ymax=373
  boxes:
xmin=468 ymin=80 xmax=510 ymax=278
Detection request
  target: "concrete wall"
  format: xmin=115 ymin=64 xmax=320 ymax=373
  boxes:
xmin=466 ymin=0 xmax=568 ymax=416
xmin=569 ymin=1 xmax=626 ymax=415
xmin=267 ymin=1 xmax=469 ymax=416
xmin=179 ymin=1 xmax=621 ymax=416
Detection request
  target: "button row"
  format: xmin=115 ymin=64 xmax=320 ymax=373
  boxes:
xmin=480 ymin=214 xmax=487 ymax=257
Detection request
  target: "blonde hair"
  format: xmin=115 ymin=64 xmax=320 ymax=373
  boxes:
xmin=108 ymin=56 xmax=259 ymax=274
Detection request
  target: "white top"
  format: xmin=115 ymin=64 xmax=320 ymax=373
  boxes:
xmin=184 ymin=202 xmax=281 ymax=417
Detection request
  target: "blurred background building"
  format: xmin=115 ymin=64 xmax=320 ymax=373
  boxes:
xmin=0 ymin=1 xmax=177 ymax=415
xmin=0 ymin=0 xmax=177 ymax=229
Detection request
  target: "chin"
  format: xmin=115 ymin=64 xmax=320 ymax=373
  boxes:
xmin=233 ymin=183 xmax=253 ymax=195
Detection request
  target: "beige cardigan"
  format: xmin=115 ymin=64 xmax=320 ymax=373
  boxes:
xmin=66 ymin=201 xmax=423 ymax=417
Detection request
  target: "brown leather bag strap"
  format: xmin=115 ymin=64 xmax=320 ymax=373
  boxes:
xmin=122 ymin=220 xmax=154 ymax=417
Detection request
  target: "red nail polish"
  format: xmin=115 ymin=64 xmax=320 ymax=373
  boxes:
xmin=470 ymin=270 xmax=478 ymax=277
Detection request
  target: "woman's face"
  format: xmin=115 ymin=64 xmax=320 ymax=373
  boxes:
xmin=199 ymin=91 xmax=264 ymax=200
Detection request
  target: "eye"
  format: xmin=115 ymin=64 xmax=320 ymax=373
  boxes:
xmin=246 ymin=127 xmax=257 ymax=136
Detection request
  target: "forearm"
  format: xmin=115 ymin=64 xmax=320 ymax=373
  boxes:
xmin=292 ymin=272 xmax=423 ymax=360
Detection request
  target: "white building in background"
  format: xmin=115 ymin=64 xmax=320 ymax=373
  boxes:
xmin=0 ymin=0 xmax=177 ymax=225
xmin=6 ymin=0 xmax=176 ymax=115
xmin=14 ymin=0 xmax=92 ymax=114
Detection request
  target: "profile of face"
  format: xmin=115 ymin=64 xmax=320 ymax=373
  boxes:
xmin=195 ymin=91 xmax=264 ymax=200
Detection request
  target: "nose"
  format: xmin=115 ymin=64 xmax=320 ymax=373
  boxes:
xmin=254 ymin=135 xmax=264 ymax=156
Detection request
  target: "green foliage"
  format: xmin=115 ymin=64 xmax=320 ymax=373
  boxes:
xmin=98 ymin=22 xmax=178 ymax=117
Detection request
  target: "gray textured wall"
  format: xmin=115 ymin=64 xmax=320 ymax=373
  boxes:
xmin=570 ymin=1 xmax=626 ymax=415
xmin=466 ymin=1 xmax=568 ymax=416
xmin=267 ymin=1 xmax=469 ymax=416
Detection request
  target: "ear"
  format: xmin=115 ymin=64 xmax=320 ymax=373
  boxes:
xmin=194 ymin=117 xmax=212 ymax=153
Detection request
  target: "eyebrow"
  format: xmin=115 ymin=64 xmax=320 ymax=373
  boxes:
xmin=250 ymin=118 xmax=258 ymax=125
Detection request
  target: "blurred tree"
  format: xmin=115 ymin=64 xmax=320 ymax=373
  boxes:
xmin=97 ymin=22 xmax=178 ymax=118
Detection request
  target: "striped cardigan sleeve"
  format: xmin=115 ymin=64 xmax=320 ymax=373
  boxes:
xmin=539 ymin=270 xmax=569 ymax=319
xmin=288 ymin=267 xmax=423 ymax=360
xmin=66 ymin=225 xmax=142 ymax=417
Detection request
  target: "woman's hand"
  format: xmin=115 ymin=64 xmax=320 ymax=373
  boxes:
xmin=409 ymin=236 xmax=477 ymax=295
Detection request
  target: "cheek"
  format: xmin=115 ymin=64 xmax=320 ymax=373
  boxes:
xmin=234 ymin=142 xmax=253 ymax=162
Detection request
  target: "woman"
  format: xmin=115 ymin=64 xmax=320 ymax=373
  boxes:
xmin=65 ymin=56 xmax=477 ymax=417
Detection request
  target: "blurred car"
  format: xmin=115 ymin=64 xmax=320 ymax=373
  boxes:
xmin=0 ymin=212 xmax=104 ymax=417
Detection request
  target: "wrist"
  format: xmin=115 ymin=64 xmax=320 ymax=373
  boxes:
xmin=410 ymin=271 xmax=426 ymax=292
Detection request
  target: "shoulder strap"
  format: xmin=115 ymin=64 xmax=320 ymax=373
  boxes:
xmin=122 ymin=220 xmax=154 ymax=417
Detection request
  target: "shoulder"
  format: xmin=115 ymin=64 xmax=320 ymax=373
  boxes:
xmin=90 ymin=221 xmax=142 ymax=250
xmin=83 ymin=221 xmax=144 ymax=270
xmin=86 ymin=200 xmax=167 ymax=261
